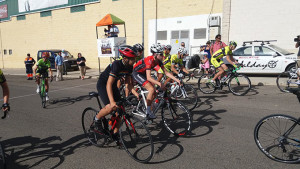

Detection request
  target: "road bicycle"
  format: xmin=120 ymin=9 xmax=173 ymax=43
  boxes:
xmin=254 ymin=87 xmax=300 ymax=163
xmin=36 ymin=73 xmax=52 ymax=108
xmin=0 ymin=105 xmax=10 ymax=169
xmin=82 ymin=92 xmax=154 ymax=163
xmin=131 ymin=84 xmax=192 ymax=136
xmin=276 ymin=61 xmax=300 ymax=93
xmin=192 ymin=62 xmax=215 ymax=78
xmin=198 ymin=66 xmax=251 ymax=96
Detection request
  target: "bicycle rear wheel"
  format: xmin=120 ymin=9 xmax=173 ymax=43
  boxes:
xmin=119 ymin=115 xmax=154 ymax=163
xmin=198 ymin=74 xmax=216 ymax=94
xmin=228 ymin=74 xmax=251 ymax=96
xmin=276 ymin=71 xmax=298 ymax=93
xmin=161 ymin=101 xmax=192 ymax=136
xmin=254 ymin=114 xmax=300 ymax=163
xmin=0 ymin=143 xmax=6 ymax=169
xmin=82 ymin=107 xmax=107 ymax=147
xmin=40 ymin=83 xmax=46 ymax=108
xmin=173 ymin=84 xmax=198 ymax=111
xmin=193 ymin=68 xmax=203 ymax=78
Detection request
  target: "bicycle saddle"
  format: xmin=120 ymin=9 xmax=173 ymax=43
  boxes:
xmin=89 ymin=92 xmax=99 ymax=97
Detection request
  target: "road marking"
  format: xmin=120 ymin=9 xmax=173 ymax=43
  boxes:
xmin=1 ymin=83 xmax=97 ymax=101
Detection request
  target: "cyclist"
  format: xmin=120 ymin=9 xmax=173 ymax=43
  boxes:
xmin=94 ymin=47 xmax=137 ymax=143
xmin=209 ymin=41 xmax=238 ymax=84
xmin=133 ymin=43 xmax=181 ymax=119
xmin=133 ymin=43 xmax=144 ymax=62
xmin=0 ymin=69 xmax=9 ymax=112
xmin=157 ymin=45 xmax=172 ymax=82
xmin=34 ymin=52 xmax=53 ymax=101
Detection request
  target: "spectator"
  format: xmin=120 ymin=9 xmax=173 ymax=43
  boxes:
xmin=210 ymin=34 xmax=227 ymax=56
xmin=201 ymin=41 xmax=212 ymax=64
xmin=55 ymin=52 xmax=64 ymax=81
xmin=61 ymin=49 xmax=68 ymax=75
xmin=24 ymin=53 xmax=36 ymax=80
xmin=77 ymin=53 xmax=86 ymax=80
xmin=104 ymin=25 xmax=112 ymax=38
xmin=180 ymin=42 xmax=188 ymax=68
xmin=109 ymin=24 xmax=119 ymax=37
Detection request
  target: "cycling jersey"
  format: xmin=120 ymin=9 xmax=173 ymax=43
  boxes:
xmin=36 ymin=59 xmax=51 ymax=71
xmin=163 ymin=54 xmax=183 ymax=71
xmin=0 ymin=69 xmax=6 ymax=84
xmin=133 ymin=55 xmax=164 ymax=74
xmin=211 ymin=46 xmax=233 ymax=68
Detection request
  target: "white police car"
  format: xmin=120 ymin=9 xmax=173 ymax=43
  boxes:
xmin=224 ymin=40 xmax=297 ymax=74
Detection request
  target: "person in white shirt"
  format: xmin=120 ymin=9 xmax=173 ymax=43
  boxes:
xmin=109 ymin=25 xmax=119 ymax=37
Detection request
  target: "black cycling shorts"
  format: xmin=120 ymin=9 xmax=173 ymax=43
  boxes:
xmin=132 ymin=71 xmax=149 ymax=87
xmin=97 ymin=81 xmax=121 ymax=106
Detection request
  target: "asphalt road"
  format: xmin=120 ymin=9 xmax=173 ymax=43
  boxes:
xmin=0 ymin=75 xmax=299 ymax=169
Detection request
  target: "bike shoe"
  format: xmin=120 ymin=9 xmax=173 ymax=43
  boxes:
xmin=146 ymin=111 xmax=157 ymax=119
xmin=94 ymin=119 xmax=109 ymax=135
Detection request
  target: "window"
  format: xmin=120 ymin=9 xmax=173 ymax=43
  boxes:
xmin=17 ymin=15 xmax=26 ymax=21
xmin=254 ymin=46 xmax=275 ymax=56
xmin=40 ymin=11 xmax=52 ymax=17
xmin=157 ymin=31 xmax=167 ymax=40
xmin=194 ymin=28 xmax=206 ymax=39
xmin=3 ymin=50 xmax=7 ymax=55
xmin=9 ymin=49 xmax=12 ymax=55
xmin=70 ymin=5 xmax=85 ymax=13
xmin=180 ymin=30 xmax=189 ymax=39
xmin=171 ymin=31 xmax=179 ymax=39
xmin=233 ymin=47 xmax=252 ymax=56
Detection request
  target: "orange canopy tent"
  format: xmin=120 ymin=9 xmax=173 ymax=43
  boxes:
xmin=96 ymin=14 xmax=126 ymax=38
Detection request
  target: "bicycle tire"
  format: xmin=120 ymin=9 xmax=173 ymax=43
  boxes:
xmin=193 ymin=68 xmax=203 ymax=78
xmin=173 ymin=84 xmax=198 ymax=111
xmin=82 ymin=107 xmax=107 ymax=147
xmin=161 ymin=101 xmax=192 ymax=136
xmin=276 ymin=71 xmax=298 ymax=93
xmin=197 ymin=74 xmax=216 ymax=94
xmin=0 ymin=143 xmax=6 ymax=169
xmin=254 ymin=114 xmax=300 ymax=163
xmin=228 ymin=74 xmax=251 ymax=96
xmin=119 ymin=115 xmax=154 ymax=163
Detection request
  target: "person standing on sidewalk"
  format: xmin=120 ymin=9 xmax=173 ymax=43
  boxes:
xmin=61 ymin=49 xmax=68 ymax=75
xmin=55 ymin=52 xmax=64 ymax=81
xmin=210 ymin=34 xmax=227 ymax=56
xmin=24 ymin=53 xmax=36 ymax=80
xmin=77 ymin=53 xmax=86 ymax=80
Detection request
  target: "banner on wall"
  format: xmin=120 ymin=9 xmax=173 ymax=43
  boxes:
xmin=18 ymin=0 xmax=68 ymax=13
xmin=97 ymin=37 xmax=126 ymax=57
xmin=0 ymin=5 xmax=7 ymax=19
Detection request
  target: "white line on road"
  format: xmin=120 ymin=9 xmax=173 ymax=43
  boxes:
xmin=1 ymin=83 xmax=97 ymax=101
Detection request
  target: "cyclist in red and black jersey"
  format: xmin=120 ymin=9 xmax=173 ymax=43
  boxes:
xmin=133 ymin=44 xmax=181 ymax=119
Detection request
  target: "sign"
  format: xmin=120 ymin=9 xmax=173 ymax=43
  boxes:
xmin=97 ymin=37 xmax=126 ymax=57
xmin=18 ymin=0 xmax=68 ymax=13
xmin=0 ymin=5 xmax=7 ymax=19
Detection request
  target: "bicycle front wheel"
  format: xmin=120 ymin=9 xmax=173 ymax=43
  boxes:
xmin=228 ymin=74 xmax=251 ymax=96
xmin=119 ymin=115 xmax=154 ymax=163
xmin=193 ymin=68 xmax=203 ymax=78
xmin=198 ymin=74 xmax=216 ymax=94
xmin=82 ymin=107 xmax=107 ymax=147
xmin=162 ymin=101 xmax=192 ymax=136
xmin=276 ymin=71 xmax=298 ymax=93
xmin=254 ymin=114 xmax=300 ymax=163
xmin=173 ymin=84 xmax=198 ymax=111
xmin=0 ymin=143 xmax=6 ymax=169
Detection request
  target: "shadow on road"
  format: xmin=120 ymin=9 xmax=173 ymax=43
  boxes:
xmin=46 ymin=95 xmax=93 ymax=109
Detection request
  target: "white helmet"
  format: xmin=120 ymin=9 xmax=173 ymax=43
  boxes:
xmin=178 ymin=47 xmax=187 ymax=55
xmin=202 ymin=52 xmax=208 ymax=55
xmin=150 ymin=43 xmax=164 ymax=53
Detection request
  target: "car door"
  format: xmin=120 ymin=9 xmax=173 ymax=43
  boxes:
xmin=232 ymin=46 xmax=254 ymax=73
xmin=254 ymin=46 xmax=282 ymax=73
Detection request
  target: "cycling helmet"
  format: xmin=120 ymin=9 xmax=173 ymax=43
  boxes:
xmin=133 ymin=43 xmax=144 ymax=52
xmin=42 ymin=52 xmax=49 ymax=58
xmin=119 ymin=48 xmax=137 ymax=58
xmin=150 ymin=43 xmax=164 ymax=53
xmin=229 ymin=41 xmax=237 ymax=47
xmin=165 ymin=45 xmax=172 ymax=50
xmin=202 ymin=52 xmax=208 ymax=55
xmin=177 ymin=47 xmax=187 ymax=55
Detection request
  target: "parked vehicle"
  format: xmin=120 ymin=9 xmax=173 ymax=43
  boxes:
xmin=223 ymin=40 xmax=297 ymax=74
xmin=37 ymin=50 xmax=78 ymax=71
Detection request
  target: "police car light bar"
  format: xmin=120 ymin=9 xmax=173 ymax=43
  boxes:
xmin=242 ymin=40 xmax=277 ymax=46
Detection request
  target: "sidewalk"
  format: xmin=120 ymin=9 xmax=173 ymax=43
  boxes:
xmin=2 ymin=68 xmax=278 ymax=86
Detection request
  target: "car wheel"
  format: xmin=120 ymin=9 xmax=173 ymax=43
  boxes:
xmin=286 ymin=63 xmax=296 ymax=72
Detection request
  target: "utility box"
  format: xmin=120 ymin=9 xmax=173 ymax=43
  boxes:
xmin=209 ymin=16 xmax=221 ymax=27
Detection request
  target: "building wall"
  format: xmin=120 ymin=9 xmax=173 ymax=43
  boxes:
xmin=0 ymin=0 xmax=223 ymax=69
xmin=223 ymin=0 xmax=300 ymax=52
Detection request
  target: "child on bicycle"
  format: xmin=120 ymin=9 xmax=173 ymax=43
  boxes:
xmin=132 ymin=43 xmax=181 ymax=119
xmin=201 ymin=52 xmax=210 ymax=79
xmin=94 ymin=47 xmax=137 ymax=143
xmin=34 ymin=52 xmax=53 ymax=101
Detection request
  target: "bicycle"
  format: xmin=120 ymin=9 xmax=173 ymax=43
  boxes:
xmin=276 ymin=61 xmax=299 ymax=93
xmin=36 ymin=73 xmax=52 ymax=108
xmin=254 ymin=87 xmax=300 ymax=163
xmin=131 ymin=84 xmax=192 ymax=136
xmin=0 ymin=105 xmax=10 ymax=169
xmin=81 ymin=92 xmax=154 ymax=163
xmin=197 ymin=66 xmax=251 ymax=96
xmin=192 ymin=62 xmax=215 ymax=78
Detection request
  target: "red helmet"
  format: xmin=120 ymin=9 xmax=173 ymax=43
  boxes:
xmin=42 ymin=52 xmax=49 ymax=58
xmin=119 ymin=48 xmax=136 ymax=58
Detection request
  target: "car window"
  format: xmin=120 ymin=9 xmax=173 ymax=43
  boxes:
xmin=254 ymin=46 xmax=275 ymax=56
xmin=233 ymin=47 xmax=252 ymax=56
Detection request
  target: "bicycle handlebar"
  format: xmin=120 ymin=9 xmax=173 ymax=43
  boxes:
xmin=1 ymin=104 xmax=10 ymax=119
